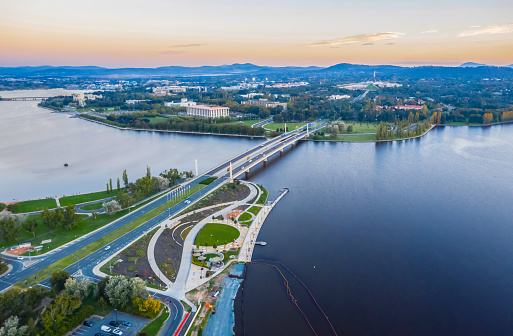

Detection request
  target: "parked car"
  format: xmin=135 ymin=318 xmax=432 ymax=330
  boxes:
xmin=121 ymin=321 xmax=132 ymax=327
xmin=100 ymin=326 xmax=112 ymax=333
xmin=83 ymin=321 xmax=94 ymax=327
xmin=109 ymin=321 xmax=119 ymax=327
xmin=112 ymin=329 xmax=123 ymax=336
xmin=105 ymin=246 xmax=111 ymax=251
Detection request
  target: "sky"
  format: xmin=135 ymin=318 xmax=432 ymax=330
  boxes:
xmin=1 ymin=0 xmax=512 ymax=67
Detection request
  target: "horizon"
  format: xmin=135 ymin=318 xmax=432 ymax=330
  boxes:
xmin=1 ymin=0 xmax=512 ymax=67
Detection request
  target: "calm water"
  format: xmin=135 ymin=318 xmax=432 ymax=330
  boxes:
xmin=0 ymin=90 xmax=261 ymax=201
xmin=238 ymin=125 xmax=513 ymax=335
xmin=2 ymin=90 xmax=513 ymax=335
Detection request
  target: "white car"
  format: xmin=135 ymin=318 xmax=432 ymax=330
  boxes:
xmin=105 ymin=246 xmax=111 ymax=251
xmin=101 ymin=326 xmax=112 ymax=333
xmin=17 ymin=256 xmax=24 ymax=260
xmin=112 ymin=329 xmax=123 ymax=336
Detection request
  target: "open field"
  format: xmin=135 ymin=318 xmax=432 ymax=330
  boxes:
xmin=248 ymin=206 xmax=262 ymax=216
xmin=60 ymin=189 xmax=121 ymax=206
xmin=257 ymin=185 xmax=268 ymax=204
xmin=340 ymin=121 xmax=378 ymax=134
xmin=81 ymin=202 xmax=104 ymax=210
xmin=194 ymin=223 xmax=240 ymax=246
xmin=8 ymin=198 xmax=57 ymax=213
xmin=146 ymin=116 xmax=170 ymax=124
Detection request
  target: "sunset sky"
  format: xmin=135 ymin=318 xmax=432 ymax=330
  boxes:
xmin=1 ymin=0 xmax=512 ymax=67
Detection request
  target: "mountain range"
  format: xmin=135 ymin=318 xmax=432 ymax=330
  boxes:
xmin=0 ymin=62 xmax=512 ymax=78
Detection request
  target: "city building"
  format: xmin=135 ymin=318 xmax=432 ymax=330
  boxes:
xmin=125 ymin=99 xmax=148 ymax=105
xmin=187 ymin=105 xmax=230 ymax=118
xmin=241 ymin=99 xmax=287 ymax=111
xmin=329 ymin=94 xmax=351 ymax=100
xmin=165 ymin=98 xmax=196 ymax=107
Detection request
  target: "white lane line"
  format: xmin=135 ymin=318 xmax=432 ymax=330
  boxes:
xmin=173 ymin=302 xmax=178 ymax=320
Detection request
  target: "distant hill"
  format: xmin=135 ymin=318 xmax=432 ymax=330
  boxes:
xmin=459 ymin=62 xmax=489 ymax=67
xmin=0 ymin=63 xmax=323 ymax=77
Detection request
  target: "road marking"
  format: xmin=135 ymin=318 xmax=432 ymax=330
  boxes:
xmin=173 ymin=302 xmax=178 ymax=320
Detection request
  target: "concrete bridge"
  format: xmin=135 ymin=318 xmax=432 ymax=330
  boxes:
xmin=209 ymin=119 xmax=327 ymax=180
xmin=0 ymin=96 xmax=46 ymax=101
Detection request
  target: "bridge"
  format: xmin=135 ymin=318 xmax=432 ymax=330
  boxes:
xmin=0 ymin=96 xmax=47 ymax=101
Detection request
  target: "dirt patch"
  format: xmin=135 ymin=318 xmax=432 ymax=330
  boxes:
xmin=183 ymin=183 xmax=250 ymax=214
xmin=225 ymin=211 xmax=242 ymax=219
xmin=186 ymin=263 xmax=234 ymax=304
xmin=235 ymin=205 xmax=250 ymax=211
xmin=110 ymin=231 xmax=165 ymax=287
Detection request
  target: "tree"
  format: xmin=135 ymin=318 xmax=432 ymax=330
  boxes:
xmin=117 ymin=178 xmax=121 ymax=191
xmin=184 ymin=171 xmax=194 ymax=178
xmin=106 ymin=183 xmax=110 ymax=194
xmin=0 ymin=316 xmax=28 ymax=336
xmin=49 ymin=270 xmax=70 ymax=292
xmin=122 ymin=169 xmax=129 ymax=188
xmin=135 ymin=177 xmax=154 ymax=199
xmin=22 ymin=218 xmax=38 ymax=238
xmin=62 ymin=206 xmax=81 ymax=230
xmin=146 ymin=165 xmax=151 ymax=179
xmin=109 ymin=179 xmax=113 ymax=193
xmin=104 ymin=276 xmax=147 ymax=308
xmin=346 ymin=125 xmax=353 ymax=133
xmin=103 ymin=200 xmax=121 ymax=216
xmin=115 ymin=191 xmax=134 ymax=209
xmin=160 ymin=168 xmax=183 ymax=185
xmin=153 ymin=176 xmax=169 ymax=192
xmin=63 ymin=278 xmax=90 ymax=299
xmin=98 ymin=297 xmax=107 ymax=312
xmin=0 ymin=215 xmax=21 ymax=242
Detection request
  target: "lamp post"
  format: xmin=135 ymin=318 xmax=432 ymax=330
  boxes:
xmin=114 ymin=308 xmax=118 ymax=324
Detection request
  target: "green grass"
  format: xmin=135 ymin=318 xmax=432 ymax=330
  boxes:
xmin=339 ymin=121 xmax=378 ymax=134
xmin=203 ymin=253 xmax=219 ymax=260
xmin=138 ymin=308 xmax=169 ymax=336
xmin=226 ymin=119 xmax=263 ymax=127
xmin=256 ymin=185 xmax=268 ymax=205
xmin=0 ymin=263 xmax=8 ymax=275
xmin=146 ymin=116 xmax=170 ymax=124
xmin=9 ymin=199 xmax=57 ymax=213
xmin=59 ymin=189 xmax=121 ymax=206
xmin=80 ymin=202 xmax=104 ymax=210
xmin=264 ymin=122 xmax=306 ymax=131
xmin=247 ymin=206 xmax=261 ymax=216
xmin=0 ymin=203 xmax=5 ymax=212
xmin=180 ymin=300 xmax=192 ymax=313
xmin=194 ymin=223 xmax=240 ymax=246
xmin=222 ymin=250 xmax=239 ymax=263
xmin=238 ymin=212 xmax=252 ymax=222
xmin=18 ymin=184 xmax=205 ymax=287
xmin=199 ymin=177 xmax=217 ymax=185
xmin=82 ymin=295 xmax=114 ymax=317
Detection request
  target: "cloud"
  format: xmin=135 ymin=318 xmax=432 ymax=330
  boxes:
xmin=168 ymin=43 xmax=206 ymax=48
xmin=362 ymin=43 xmax=374 ymax=46
xmin=421 ymin=29 xmax=438 ymax=34
xmin=310 ymin=32 xmax=404 ymax=47
xmin=162 ymin=50 xmax=185 ymax=55
xmin=385 ymin=43 xmax=395 ymax=45
xmin=459 ymin=23 xmax=513 ymax=37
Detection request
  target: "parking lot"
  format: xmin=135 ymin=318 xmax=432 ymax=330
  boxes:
xmin=70 ymin=311 xmax=149 ymax=336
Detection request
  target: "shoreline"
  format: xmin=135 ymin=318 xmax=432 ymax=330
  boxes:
xmin=78 ymin=115 xmax=266 ymax=139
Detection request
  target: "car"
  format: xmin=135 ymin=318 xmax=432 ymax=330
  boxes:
xmin=83 ymin=321 xmax=94 ymax=327
xmin=112 ymin=329 xmax=123 ymax=336
xmin=109 ymin=321 xmax=119 ymax=327
xmin=122 ymin=321 xmax=132 ymax=327
xmin=249 ymin=160 xmax=252 ymax=163
xmin=17 ymin=256 xmax=24 ymax=260
xmin=105 ymin=246 xmax=111 ymax=251
xmin=101 ymin=326 xmax=112 ymax=333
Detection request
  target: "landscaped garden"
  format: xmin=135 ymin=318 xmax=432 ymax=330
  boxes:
xmin=8 ymin=198 xmax=58 ymax=213
xmin=194 ymin=223 xmax=240 ymax=246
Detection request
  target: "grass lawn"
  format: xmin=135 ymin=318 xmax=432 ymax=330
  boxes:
xmin=238 ymin=212 xmax=252 ymax=222
xmin=60 ymin=189 xmax=121 ymax=206
xmin=138 ymin=308 xmax=169 ymax=336
xmin=248 ymin=206 xmax=261 ymax=216
xmin=81 ymin=202 xmax=104 ymax=210
xmin=199 ymin=177 xmax=217 ymax=185
xmin=222 ymin=250 xmax=239 ymax=263
xmin=0 ymin=203 xmax=5 ymax=212
xmin=18 ymin=184 xmax=205 ymax=287
xmin=256 ymin=185 xmax=268 ymax=204
xmin=146 ymin=116 xmax=170 ymax=124
xmin=181 ymin=226 xmax=192 ymax=240
xmin=0 ymin=263 xmax=8 ymax=275
xmin=226 ymin=119 xmax=263 ymax=127
xmin=339 ymin=121 xmax=378 ymax=134
xmin=194 ymin=223 xmax=240 ymax=246
xmin=203 ymin=253 xmax=218 ymax=260
xmin=264 ymin=122 xmax=306 ymax=131
xmin=9 ymin=198 xmax=57 ymax=213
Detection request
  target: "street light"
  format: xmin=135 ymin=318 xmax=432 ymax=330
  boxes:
xmin=114 ymin=308 xmax=118 ymax=324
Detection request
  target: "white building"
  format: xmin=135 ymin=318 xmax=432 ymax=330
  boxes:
xmin=242 ymin=99 xmax=287 ymax=111
xmin=329 ymin=94 xmax=351 ymax=100
xmin=187 ymin=105 xmax=230 ymax=118
xmin=164 ymin=98 xmax=196 ymax=107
